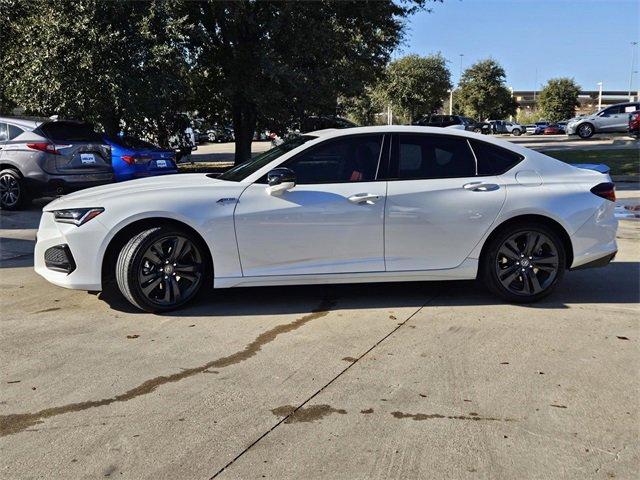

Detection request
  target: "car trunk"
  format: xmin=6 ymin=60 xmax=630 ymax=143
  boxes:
xmin=38 ymin=121 xmax=112 ymax=174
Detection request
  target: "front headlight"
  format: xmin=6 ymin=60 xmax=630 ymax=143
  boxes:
xmin=53 ymin=208 xmax=104 ymax=226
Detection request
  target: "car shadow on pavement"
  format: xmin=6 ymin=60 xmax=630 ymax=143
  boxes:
xmin=97 ymin=262 xmax=640 ymax=316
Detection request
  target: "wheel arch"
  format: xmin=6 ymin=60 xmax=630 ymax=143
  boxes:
xmin=0 ymin=163 xmax=23 ymax=176
xmin=101 ymin=217 xmax=214 ymax=286
xmin=478 ymin=214 xmax=574 ymax=274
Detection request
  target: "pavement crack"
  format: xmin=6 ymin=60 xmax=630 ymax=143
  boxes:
xmin=0 ymin=296 xmax=336 ymax=437
xmin=209 ymin=292 xmax=439 ymax=479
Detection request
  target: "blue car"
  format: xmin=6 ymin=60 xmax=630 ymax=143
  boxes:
xmin=104 ymin=135 xmax=178 ymax=182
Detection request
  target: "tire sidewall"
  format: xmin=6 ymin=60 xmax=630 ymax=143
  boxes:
xmin=0 ymin=169 xmax=25 ymax=211
xmin=482 ymin=223 xmax=566 ymax=303
xmin=512 ymin=129 xmax=521 ymax=136
xmin=118 ymin=226 xmax=206 ymax=312
xmin=577 ymin=123 xmax=594 ymax=139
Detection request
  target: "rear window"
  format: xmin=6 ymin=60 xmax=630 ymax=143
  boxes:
xmin=393 ymin=134 xmax=476 ymax=179
xmin=39 ymin=121 xmax=103 ymax=142
xmin=470 ymin=140 xmax=523 ymax=176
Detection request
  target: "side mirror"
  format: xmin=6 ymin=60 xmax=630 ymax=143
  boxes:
xmin=266 ymin=167 xmax=296 ymax=195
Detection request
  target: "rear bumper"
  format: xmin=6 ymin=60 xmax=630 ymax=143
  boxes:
xmin=569 ymin=200 xmax=618 ymax=269
xmin=571 ymin=251 xmax=617 ymax=270
xmin=24 ymin=171 xmax=114 ymax=196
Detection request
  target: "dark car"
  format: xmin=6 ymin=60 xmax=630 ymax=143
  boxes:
xmin=104 ymin=135 xmax=177 ymax=182
xmin=0 ymin=117 xmax=113 ymax=210
xmin=300 ymin=116 xmax=356 ymax=133
xmin=413 ymin=114 xmax=481 ymax=132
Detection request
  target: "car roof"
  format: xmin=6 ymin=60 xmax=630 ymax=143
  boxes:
xmin=0 ymin=116 xmax=44 ymax=130
xmin=304 ymin=125 xmax=531 ymax=153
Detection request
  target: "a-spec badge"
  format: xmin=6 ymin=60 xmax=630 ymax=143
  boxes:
xmin=216 ymin=197 xmax=237 ymax=205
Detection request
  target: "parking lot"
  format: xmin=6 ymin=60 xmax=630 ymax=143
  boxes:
xmin=1 ymin=183 xmax=639 ymax=478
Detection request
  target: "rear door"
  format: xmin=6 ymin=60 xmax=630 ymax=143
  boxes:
xmin=384 ymin=134 xmax=507 ymax=271
xmin=38 ymin=122 xmax=112 ymax=173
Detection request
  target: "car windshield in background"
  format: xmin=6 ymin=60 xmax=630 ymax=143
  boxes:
xmin=110 ymin=136 xmax=159 ymax=150
xmin=217 ymin=135 xmax=316 ymax=182
xmin=39 ymin=121 xmax=103 ymax=142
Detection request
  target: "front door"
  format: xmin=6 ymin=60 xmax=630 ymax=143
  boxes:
xmin=384 ymin=133 xmax=506 ymax=271
xmin=235 ymin=134 xmax=387 ymax=277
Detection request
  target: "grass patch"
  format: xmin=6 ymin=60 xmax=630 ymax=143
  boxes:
xmin=543 ymin=148 xmax=639 ymax=177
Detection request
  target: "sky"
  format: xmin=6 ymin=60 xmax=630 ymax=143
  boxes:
xmin=401 ymin=0 xmax=640 ymax=92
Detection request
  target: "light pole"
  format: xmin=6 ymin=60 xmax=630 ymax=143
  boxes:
xmin=597 ymin=82 xmax=603 ymax=111
xmin=459 ymin=54 xmax=464 ymax=82
xmin=630 ymin=41 xmax=638 ymax=100
xmin=448 ymin=89 xmax=453 ymax=115
xmin=508 ymin=86 xmax=514 ymax=121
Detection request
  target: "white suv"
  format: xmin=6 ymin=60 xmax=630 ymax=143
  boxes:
xmin=566 ymin=102 xmax=640 ymax=138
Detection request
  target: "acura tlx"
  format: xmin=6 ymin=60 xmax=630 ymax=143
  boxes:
xmin=34 ymin=126 xmax=618 ymax=312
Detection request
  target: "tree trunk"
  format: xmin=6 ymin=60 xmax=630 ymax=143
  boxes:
xmin=232 ymin=100 xmax=257 ymax=165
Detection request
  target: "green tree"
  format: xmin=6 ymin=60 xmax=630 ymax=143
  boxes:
xmin=457 ymin=59 xmax=517 ymax=120
xmin=377 ymin=54 xmax=452 ymax=123
xmin=1 ymin=0 xmax=193 ymax=144
xmin=183 ymin=1 xmax=428 ymax=164
xmin=538 ymin=78 xmax=581 ymax=122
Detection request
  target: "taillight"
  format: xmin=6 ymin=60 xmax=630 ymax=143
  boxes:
xmin=590 ymin=182 xmax=616 ymax=202
xmin=27 ymin=142 xmax=62 ymax=155
xmin=121 ymin=155 xmax=151 ymax=165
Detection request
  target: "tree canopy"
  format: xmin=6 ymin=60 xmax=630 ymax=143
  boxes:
xmin=456 ymin=59 xmax=517 ymax=121
xmin=0 ymin=0 xmax=434 ymax=162
xmin=376 ymin=54 xmax=452 ymax=123
xmin=538 ymin=78 xmax=581 ymax=122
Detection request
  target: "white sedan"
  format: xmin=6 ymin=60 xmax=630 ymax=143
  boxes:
xmin=35 ymin=126 xmax=618 ymax=312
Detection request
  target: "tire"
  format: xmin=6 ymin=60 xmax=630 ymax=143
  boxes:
xmin=480 ymin=222 xmax=566 ymax=303
xmin=512 ymin=129 xmax=521 ymax=136
xmin=116 ymin=226 xmax=206 ymax=312
xmin=473 ymin=127 xmax=482 ymax=133
xmin=0 ymin=169 xmax=29 ymax=210
xmin=577 ymin=123 xmax=595 ymax=139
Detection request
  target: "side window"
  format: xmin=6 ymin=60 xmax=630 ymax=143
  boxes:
xmin=603 ymin=106 xmax=623 ymax=115
xmin=7 ymin=124 xmax=24 ymax=140
xmin=392 ymin=134 xmax=476 ymax=180
xmin=624 ymin=104 xmax=639 ymax=113
xmin=471 ymin=140 xmax=524 ymax=176
xmin=428 ymin=115 xmax=443 ymax=126
xmin=284 ymin=134 xmax=383 ymax=184
xmin=0 ymin=123 xmax=8 ymax=142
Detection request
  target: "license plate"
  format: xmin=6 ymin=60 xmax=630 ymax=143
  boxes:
xmin=80 ymin=153 xmax=96 ymax=164
xmin=156 ymin=159 xmax=168 ymax=168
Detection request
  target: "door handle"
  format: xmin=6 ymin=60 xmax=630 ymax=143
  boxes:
xmin=348 ymin=193 xmax=380 ymax=205
xmin=463 ymin=182 xmax=500 ymax=192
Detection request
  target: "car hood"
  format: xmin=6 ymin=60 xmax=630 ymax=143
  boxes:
xmin=44 ymin=174 xmax=242 ymax=211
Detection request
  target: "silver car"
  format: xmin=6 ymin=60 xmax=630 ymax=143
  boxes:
xmin=0 ymin=117 xmax=114 ymax=210
xmin=566 ymin=102 xmax=640 ymax=138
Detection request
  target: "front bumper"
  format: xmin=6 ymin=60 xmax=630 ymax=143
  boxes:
xmin=34 ymin=211 xmax=107 ymax=290
xmin=565 ymin=123 xmax=578 ymax=135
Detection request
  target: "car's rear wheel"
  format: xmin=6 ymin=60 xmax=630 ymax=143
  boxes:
xmin=116 ymin=226 xmax=205 ymax=312
xmin=481 ymin=223 xmax=565 ymax=303
xmin=577 ymin=123 xmax=594 ymax=139
xmin=0 ymin=169 xmax=29 ymax=210
xmin=512 ymin=128 xmax=521 ymax=136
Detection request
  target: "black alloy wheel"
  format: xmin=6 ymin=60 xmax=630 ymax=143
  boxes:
xmin=116 ymin=227 xmax=206 ymax=312
xmin=482 ymin=223 xmax=566 ymax=303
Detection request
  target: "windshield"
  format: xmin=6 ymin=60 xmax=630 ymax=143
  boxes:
xmin=217 ymin=135 xmax=316 ymax=182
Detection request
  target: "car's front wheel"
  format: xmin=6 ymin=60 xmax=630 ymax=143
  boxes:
xmin=481 ymin=223 xmax=566 ymax=303
xmin=577 ymin=123 xmax=595 ymax=139
xmin=512 ymin=128 xmax=521 ymax=136
xmin=116 ymin=226 xmax=206 ymax=312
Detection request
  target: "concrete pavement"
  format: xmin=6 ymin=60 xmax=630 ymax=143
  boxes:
xmin=0 ymin=208 xmax=638 ymax=479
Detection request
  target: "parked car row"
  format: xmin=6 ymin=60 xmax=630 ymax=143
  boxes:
xmin=0 ymin=116 xmax=178 ymax=210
